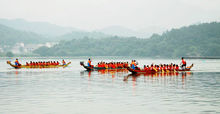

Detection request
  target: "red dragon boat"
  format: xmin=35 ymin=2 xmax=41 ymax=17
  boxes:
xmin=127 ymin=64 xmax=194 ymax=74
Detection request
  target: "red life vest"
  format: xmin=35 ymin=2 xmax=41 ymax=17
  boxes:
xmin=163 ymin=66 xmax=166 ymax=70
xmin=176 ymin=66 xmax=179 ymax=70
xmin=182 ymin=60 xmax=186 ymax=65
xmin=144 ymin=67 xmax=149 ymax=71
xmin=157 ymin=67 xmax=159 ymax=71
xmin=112 ymin=64 xmax=116 ymax=69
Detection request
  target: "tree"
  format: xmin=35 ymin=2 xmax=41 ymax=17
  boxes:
xmin=6 ymin=51 xmax=14 ymax=57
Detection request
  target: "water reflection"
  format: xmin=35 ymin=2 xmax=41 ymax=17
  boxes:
xmin=80 ymin=69 xmax=128 ymax=77
xmin=80 ymin=68 xmax=193 ymax=86
xmin=123 ymin=72 xmax=193 ymax=89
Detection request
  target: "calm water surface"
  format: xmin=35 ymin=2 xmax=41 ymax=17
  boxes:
xmin=0 ymin=57 xmax=219 ymax=114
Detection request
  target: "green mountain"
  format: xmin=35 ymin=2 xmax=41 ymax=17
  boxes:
xmin=0 ymin=24 xmax=46 ymax=45
xmin=147 ymin=22 xmax=220 ymax=57
xmin=34 ymin=22 xmax=220 ymax=57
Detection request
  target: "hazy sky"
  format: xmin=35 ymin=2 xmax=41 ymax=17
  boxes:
xmin=0 ymin=0 xmax=219 ymax=30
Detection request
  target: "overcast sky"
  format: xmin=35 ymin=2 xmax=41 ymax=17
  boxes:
xmin=0 ymin=0 xmax=219 ymax=30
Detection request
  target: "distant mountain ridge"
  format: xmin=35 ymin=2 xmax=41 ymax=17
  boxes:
xmin=0 ymin=18 xmax=79 ymax=37
xmin=0 ymin=18 xmax=166 ymax=38
xmin=96 ymin=25 xmax=166 ymax=38
xmin=0 ymin=24 xmax=46 ymax=45
xmin=0 ymin=18 xmax=114 ymax=40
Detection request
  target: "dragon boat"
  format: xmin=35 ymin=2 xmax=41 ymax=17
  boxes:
xmin=7 ymin=61 xmax=71 ymax=69
xmin=80 ymin=62 xmax=127 ymax=71
xmin=127 ymin=64 xmax=194 ymax=74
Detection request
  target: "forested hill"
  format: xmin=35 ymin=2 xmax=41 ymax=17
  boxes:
xmin=34 ymin=22 xmax=220 ymax=57
xmin=0 ymin=24 xmax=46 ymax=45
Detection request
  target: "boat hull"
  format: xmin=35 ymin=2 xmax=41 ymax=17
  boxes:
xmin=127 ymin=67 xmax=157 ymax=74
xmin=7 ymin=61 xmax=71 ymax=69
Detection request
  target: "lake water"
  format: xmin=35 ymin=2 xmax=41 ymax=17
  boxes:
xmin=0 ymin=57 xmax=219 ymax=114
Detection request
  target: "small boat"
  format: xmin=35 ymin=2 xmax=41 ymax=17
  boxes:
xmin=80 ymin=62 xmax=126 ymax=71
xmin=127 ymin=64 xmax=194 ymax=74
xmin=7 ymin=61 xmax=71 ymax=69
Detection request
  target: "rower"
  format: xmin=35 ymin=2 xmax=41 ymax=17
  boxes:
xmin=62 ymin=60 xmax=66 ymax=65
xmin=131 ymin=60 xmax=135 ymax=70
xmin=15 ymin=58 xmax=20 ymax=66
xmin=149 ymin=64 xmax=153 ymax=70
xmin=43 ymin=61 xmax=46 ymax=66
xmin=26 ymin=62 xmax=29 ymax=66
xmin=144 ymin=65 xmax=149 ymax=71
xmin=46 ymin=62 xmax=49 ymax=66
xmin=131 ymin=60 xmax=138 ymax=70
xmin=97 ymin=63 xmax=101 ymax=67
xmin=56 ymin=61 xmax=59 ymax=65
xmin=112 ymin=62 xmax=116 ymax=69
xmin=181 ymin=57 xmax=186 ymax=69
xmin=175 ymin=65 xmax=179 ymax=70
xmin=30 ymin=61 xmax=33 ymax=66
xmin=88 ymin=58 xmax=92 ymax=67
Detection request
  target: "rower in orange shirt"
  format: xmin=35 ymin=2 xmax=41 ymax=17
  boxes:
xmin=175 ymin=65 xmax=179 ymax=70
xmin=131 ymin=60 xmax=137 ymax=70
xmin=144 ymin=65 xmax=149 ymax=71
xmin=112 ymin=63 xmax=116 ymax=69
xmin=62 ymin=60 xmax=66 ymax=65
xmin=87 ymin=58 xmax=92 ymax=67
xmin=30 ymin=61 xmax=33 ymax=66
xmin=15 ymin=58 xmax=20 ymax=66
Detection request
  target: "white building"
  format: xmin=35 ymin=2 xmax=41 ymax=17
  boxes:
xmin=8 ymin=42 xmax=58 ymax=54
